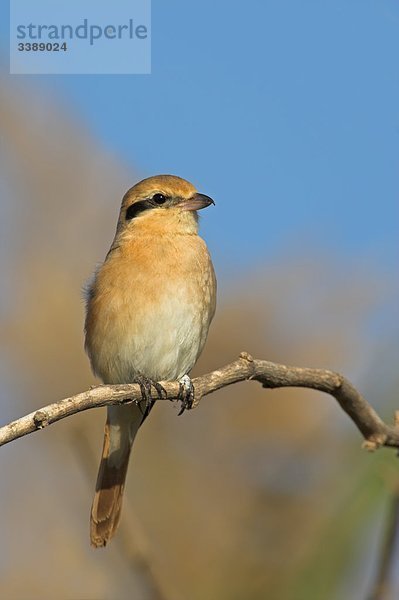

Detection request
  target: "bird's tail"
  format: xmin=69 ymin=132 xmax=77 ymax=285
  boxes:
xmin=90 ymin=404 xmax=146 ymax=548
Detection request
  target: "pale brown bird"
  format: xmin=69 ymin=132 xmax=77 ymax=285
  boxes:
xmin=85 ymin=174 xmax=216 ymax=547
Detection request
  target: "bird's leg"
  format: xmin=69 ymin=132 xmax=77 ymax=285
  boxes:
xmin=133 ymin=374 xmax=167 ymax=416
xmin=178 ymin=374 xmax=195 ymax=416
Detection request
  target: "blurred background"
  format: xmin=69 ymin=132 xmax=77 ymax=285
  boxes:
xmin=1 ymin=1 xmax=398 ymax=599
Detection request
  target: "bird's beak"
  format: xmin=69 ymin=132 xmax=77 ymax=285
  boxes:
xmin=180 ymin=193 xmax=215 ymax=211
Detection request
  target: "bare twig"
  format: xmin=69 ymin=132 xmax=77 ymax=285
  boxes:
xmin=1 ymin=352 xmax=398 ymax=449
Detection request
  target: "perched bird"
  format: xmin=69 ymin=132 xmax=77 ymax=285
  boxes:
xmin=85 ymin=174 xmax=216 ymax=548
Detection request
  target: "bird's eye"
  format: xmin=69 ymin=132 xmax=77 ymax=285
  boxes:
xmin=152 ymin=193 xmax=167 ymax=205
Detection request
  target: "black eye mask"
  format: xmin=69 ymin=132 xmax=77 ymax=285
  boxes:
xmin=125 ymin=194 xmax=170 ymax=220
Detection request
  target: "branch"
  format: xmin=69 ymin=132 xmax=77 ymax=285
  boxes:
xmin=1 ymin=352 xmax=398 ymax=449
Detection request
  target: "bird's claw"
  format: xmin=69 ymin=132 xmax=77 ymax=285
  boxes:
xmin=134 ymin=375 xmax=166 ymax=415
xmin=178 ymin=375 xmax=195 ymax=415
xmin=152 ymin=381 xmax=168 ymax=400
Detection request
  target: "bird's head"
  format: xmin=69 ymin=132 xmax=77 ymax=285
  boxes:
xmin=116 ymin=174 xmax=214 ymax=239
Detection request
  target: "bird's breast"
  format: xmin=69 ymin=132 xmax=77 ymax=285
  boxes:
xmin=85 ymin=233 xmax=216 ymax=384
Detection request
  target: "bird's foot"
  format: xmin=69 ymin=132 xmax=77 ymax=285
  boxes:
xmin=133 ymin=375 xmax=167 ymax=415
xmin=178 ymin=375 xmax=195 ymax=416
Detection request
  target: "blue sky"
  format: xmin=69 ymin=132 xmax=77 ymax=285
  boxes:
xmin=1 ymin=0 xmax=398 ymax=273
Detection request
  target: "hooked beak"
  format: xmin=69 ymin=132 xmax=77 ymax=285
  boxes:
xmin=180 ymin=193 xmax=215 ymax=211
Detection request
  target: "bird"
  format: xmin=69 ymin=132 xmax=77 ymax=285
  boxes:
xmin=84 ymin=174 xmax=216 ymax=548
